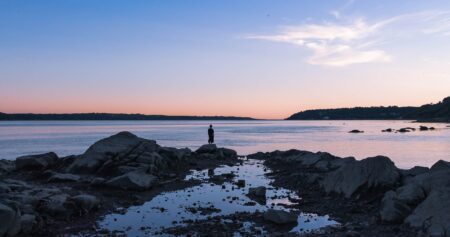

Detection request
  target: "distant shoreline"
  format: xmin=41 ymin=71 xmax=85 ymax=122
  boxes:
xmin=0 ymin=113 xmax=257 ymax=121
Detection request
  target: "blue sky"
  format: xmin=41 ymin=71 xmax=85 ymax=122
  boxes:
xmin=1 ymin=0 xmax=450 ymax=118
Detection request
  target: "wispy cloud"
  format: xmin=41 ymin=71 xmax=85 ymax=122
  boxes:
xmin=245 ymin=10 xmax=450 ymax=67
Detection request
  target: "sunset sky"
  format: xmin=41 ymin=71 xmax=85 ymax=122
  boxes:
xmin=1 ymin=0 xmax=450 ymax=119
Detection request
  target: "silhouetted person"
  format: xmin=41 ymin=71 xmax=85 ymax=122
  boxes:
xmin=208 ymin=125 xmax=214 ymax=144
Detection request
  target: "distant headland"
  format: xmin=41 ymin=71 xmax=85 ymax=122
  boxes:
xmin=287 ymin=96 xmax=450 ymax=122
xmin=0 ymin=113 xmax=256 ymax=121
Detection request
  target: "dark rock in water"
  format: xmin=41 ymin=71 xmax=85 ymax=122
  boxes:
xmin=322 ymin=156 xmax=400 ymax=198
xmin=236 ymin=179 xmax=245 ymax=187
xmin=67 ymin=131 xmax=159 ymax=174
xmin=15 ymin=152 xmax=58 ymax=170
xmin=348 ymin=130 xmax=364 ymax=133
xmin=195 ymin=144 xmax=217 ymax=154
xmin=0 ymin=202 xmax=21 ymax=236
xmin=263 ymin=209 xmax=297 ymax=224
xmin=106 ymin=171 xmax=157 ymax=191
xmin=419 ymin=126 xmax=429 ymax=131
xmin=382 ymin=128 xmax=393 ymax=132
xmin=47 ymin=173 xmax=80 ymax=183
xmin=248 ymin=186 xmax=266 ymax=199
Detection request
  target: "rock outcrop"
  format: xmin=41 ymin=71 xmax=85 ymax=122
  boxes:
xmin=106 ymin=171 xmax=157 ymax=191
xmin=322 ymin=156 xmax=400 ymax=198
xmin=1 ymin=131 xmax=238 ymax=236
xmin=15 ymin=152 xmax=58 ymax=170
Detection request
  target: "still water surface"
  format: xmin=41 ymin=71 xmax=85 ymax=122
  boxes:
xmin=0 ymin=120 xmax=449 ymax=168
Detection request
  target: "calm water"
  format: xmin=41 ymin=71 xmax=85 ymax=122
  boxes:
xmin=0 ymin=120 xmax=449 ymax=168
xmin=97 ymin=159 xmax=337 ymax=236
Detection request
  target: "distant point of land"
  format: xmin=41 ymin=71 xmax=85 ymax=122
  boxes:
xmin=287 ymin=96 xmax=450 ymax=122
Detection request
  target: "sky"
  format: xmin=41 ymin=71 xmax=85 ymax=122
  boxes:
xmin=1 ymin=0 xmax=450 ymax=119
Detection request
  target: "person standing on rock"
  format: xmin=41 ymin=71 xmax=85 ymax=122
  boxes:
xmin=208 ymin=125 xmax=214 ymax=144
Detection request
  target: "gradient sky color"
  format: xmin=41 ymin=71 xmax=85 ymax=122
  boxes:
xmin=1 ymin=0 xmax=450 ymax=119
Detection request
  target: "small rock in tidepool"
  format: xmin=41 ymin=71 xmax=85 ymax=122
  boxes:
xmin=348 ymin=130 xmax=364 ymax=133
xmin=263 ymin=209 xmax=298 ymax=225
xmin=248 ymin=186 xmax=266 ymax=199
xmin=236 ymin=179 xmax=245 ymax=187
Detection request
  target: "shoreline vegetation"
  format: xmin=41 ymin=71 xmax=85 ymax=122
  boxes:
xmin=1 ymin=131 xmax=449 ymax=236
xmin=1 ymin=96 xmax=448 ymax=122
xmin=287 ymin=96 xmax=450 ymax=122
xmin=0 ymin=113 xmax=256 ymax=121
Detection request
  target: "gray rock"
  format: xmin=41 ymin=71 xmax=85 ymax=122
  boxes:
xmin=106 ymin=171 xmax=157 ymax=190
xmin=67 ymin=131 xmax=159 ymax=174
xmin=322 ymin=156 xmax=400 ymax=198
xmin=0 ymin=160 xmax=14 ymax=176
xmin=248 ymin=186 xmax=267 ymax=198
xmin=71 ymin=194 xmax=100 ymax=212
xmin=400 ymin=166 xmax=429 ymax=177
xmin=430 ymin=160 xmax=450 ymax=173
xmin=217 ymin=148 xmax=237 ymax=158
xmin=195 ymin=144 xmax=217 ymax=153
xmin=405 ymin=188 xmax=450 ymax=237
xmin=136 ymin=152 xmax=166 ymax=168
xmin=20 ymin=214 xmax=36 ymax=234
xmin=15 ymin=152 xmax=58 ymax=170
xmin=90 ymin=177 xmax=106 ymax=186
xmin=380 ymin=191 xmax=413 ymax=223
xmin=263 ymin=209 xmax=298 ymax=225
xmin=39 ymin=194 xmax=70 ymax=217
xmin=0 ymin=202 xmax=21 ymax=237
xmin=47 ymin=173 xmax=80 ymax=183
xmin=396 ymin=183 xmax=426 ymax=205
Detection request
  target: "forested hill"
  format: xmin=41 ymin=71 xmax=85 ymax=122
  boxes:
xmin=287 ymin=96 xmax=450 ymax=122
xmin=0 ymin=113 xmax=256 ymax=121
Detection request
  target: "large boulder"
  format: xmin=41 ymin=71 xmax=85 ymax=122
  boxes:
xmin=405 ymin=188 xmax=450 ymax=237
xmin=195 ymin=144 xmax=217 ymax=154
xmin=380 ymin=191 xmax=413 ymax=223
xmin=263 ymin=209 xmax=298 ymax=225
xmin=0 ymin=203 xmax=21 ymax=237
xmin=322 ymin=156 xmax=400 ymax=198
xmin=67 ymin=132 xmax=159 ymax=174
xmin=15 ymin=152 xmax=58 ymax=170
xmin=106 ymin=171 xmax=157 ymax=191
xmin=430 ymin=160 xmax=450 ymax=172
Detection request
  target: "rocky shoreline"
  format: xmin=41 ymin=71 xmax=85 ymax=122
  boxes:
xmin=1 ymin=131 xmax=449 ymax=236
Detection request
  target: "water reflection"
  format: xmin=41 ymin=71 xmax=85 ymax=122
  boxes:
xmin=96 ymin=159 xmax=338 ymax=236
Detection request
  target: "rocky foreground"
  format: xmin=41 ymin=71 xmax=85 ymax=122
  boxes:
xmin=0 ymin=131 xmax=239 ymax=236
xmin=249 ymin=150 xmax=450 ymax=236
xmin=1 ymin=131 xmax=450 ymax=237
